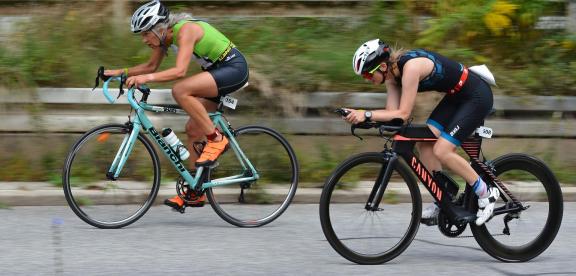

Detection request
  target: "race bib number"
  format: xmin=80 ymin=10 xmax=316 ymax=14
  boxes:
xmin=222 ymin=95 xmax=238 ymax=110
xmin=476 ymin=126 xmax=493 ymax=138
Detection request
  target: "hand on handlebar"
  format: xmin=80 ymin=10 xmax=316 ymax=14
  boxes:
xmin=336 ymin=108 xmax=367 ymax=125
xmin=335 ymin=107 xmax=406 ymax=140
xmin=126 ymin=74 xmax=152 ymax=88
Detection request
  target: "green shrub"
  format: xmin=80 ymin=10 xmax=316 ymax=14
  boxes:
xmin=1 ymin=1 xmax=572 ymax=94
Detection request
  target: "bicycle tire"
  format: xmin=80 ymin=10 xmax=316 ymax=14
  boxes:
xmin=469 ymin=153 xmax=563 ymax=262
xmin=62 ymin=124 xmax=161 ymax=229
xmin=319 ymin=152 xmax=421 ymax=265
xmin=206 ymin=125 xmax=299 ymax=227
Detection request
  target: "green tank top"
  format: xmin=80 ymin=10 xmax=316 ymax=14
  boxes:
xmin=172 ymin=20 xmax=234 ymax=64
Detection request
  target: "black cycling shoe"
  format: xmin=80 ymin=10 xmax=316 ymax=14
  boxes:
xmin=420 ymin=217 xmax=439 ymax=226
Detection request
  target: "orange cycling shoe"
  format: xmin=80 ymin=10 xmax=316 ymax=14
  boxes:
xmin=164 ymin=193 xmax=206 ymax=213
xmin=195 ymin=135 xmax=229 ymax=166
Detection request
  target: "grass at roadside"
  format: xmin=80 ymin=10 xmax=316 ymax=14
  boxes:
xmin=0 ymin=2 xmax=574 ymax=95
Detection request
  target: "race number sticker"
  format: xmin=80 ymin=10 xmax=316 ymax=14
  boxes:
xmin=222 ymin=95 xmax=238 ymax=110
xmin=476 ymin=126 xmax=493 ymax=138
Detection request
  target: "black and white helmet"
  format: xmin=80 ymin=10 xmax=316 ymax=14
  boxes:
xmin=352 ymin=39 xmax=391 ymax=75
xmin=130 ymin=0 xmax=170 ymax=33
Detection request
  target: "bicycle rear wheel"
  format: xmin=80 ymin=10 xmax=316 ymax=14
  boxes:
xmin=470 ymin=153 xmax=563 ymax=262
xmin=206 ymin=125 xmax=298 ymax=227
xmin=319 ymin=152 xmax=421 ymax=265
xmin=62 ymin=124 xmax=161 ymax=229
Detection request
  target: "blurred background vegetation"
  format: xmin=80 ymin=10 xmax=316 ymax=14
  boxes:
xmin=0 ymin=0 xmax=575 ymax=95
xmin=0 ymin=0 xmax=575 ymax=186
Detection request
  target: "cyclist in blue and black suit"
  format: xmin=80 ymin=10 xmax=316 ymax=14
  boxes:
xmin=342 ymin=39 xmax=498 ymax=226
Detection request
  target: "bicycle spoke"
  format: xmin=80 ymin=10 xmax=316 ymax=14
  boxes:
xmin=470 ymin=154 xmax=563 ymax=262
xmin=207 ymin=126 xmax=298 ymax=227
xmin=63 ymin=125 xmax=161 ymax=229
xmin=320 ymin=153 xmax=421 ymax=264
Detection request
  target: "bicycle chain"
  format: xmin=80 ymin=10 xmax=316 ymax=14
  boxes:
xmin=454 ymin=233 xmax=508 ymax=239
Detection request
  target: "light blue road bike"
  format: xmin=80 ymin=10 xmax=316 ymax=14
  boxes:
xmin=62 ymin=69 xmax=299 ymax=229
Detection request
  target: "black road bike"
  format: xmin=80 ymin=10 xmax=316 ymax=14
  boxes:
xmin=319 ymin=109 xmax=563 ymax=264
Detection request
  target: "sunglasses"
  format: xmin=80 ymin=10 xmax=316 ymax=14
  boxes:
xmin=362 ymin=65 xmax=382 ymax=80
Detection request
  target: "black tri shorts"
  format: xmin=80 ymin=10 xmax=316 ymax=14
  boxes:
xmin=426 ymin=72 xmax=493 ymax=146
xmin=205 ymin=48 xmax=249 ymax=103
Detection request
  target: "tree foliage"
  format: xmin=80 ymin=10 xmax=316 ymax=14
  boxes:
xmin=0 ymin=1 xmax=574 ymax=95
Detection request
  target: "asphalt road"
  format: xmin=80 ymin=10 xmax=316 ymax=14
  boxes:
xmin=0 ymin=204 xmax=574 ymax=276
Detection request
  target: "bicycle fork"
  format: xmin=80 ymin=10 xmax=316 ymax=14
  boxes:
xmin=365 ymin=152 xmax=398 ymax=211
xmin=107 ymin=122 xmax=141 ymax=180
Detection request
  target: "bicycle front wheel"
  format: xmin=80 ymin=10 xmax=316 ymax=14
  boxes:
xmin=319 ymin=152 xmax=421 ymax=265
xmin=62 ymin=124 xmax=161 ymax=229
xmin=470 ymin=153 xmax=563 ymax=262
xmin=206 ymin=125 xmax=299 ymax=227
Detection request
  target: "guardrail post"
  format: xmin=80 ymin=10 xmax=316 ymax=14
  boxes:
xmin=113 ymin=0 xmax=129 ymax=32
xmin=569 ymin=0 xmax=576 ymax=33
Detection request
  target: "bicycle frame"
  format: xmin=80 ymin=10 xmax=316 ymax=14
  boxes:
xmin=366 ymin=127 xmax=524 ymax=218
xmin=102 ymin=77 xmax=259 ymax=191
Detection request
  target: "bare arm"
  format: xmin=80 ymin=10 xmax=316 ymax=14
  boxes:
xmin=127 ymin=48 xmax=165 ymax=75
xmin=342 ymin=68 xmax=402 ymax=124
xmin=385 ymin=77 xmax=401 ymax=110
xmin=370 ymin=60 xmax=422 ymax=122
xmin=104 ymin=47 xmax=164 ymax=76
xmin=141 ymin=23 xmax=200 ymax=82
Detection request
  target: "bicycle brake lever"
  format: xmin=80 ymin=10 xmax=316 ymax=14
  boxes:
xmin=93 ymin=75 xmax=99 ymax=91
xmin=351 ymin=121 xmax=379 ymax=140
xmin=137 ymin=85 xmax=151 ymax=94
xmin=93 ymin=66 xmax=111 ymax=91
xmin=350 ymin=125 xmax=363 ymax=141
xmin=334 ymin=108 xmax=351 ymax=117
xmin=93 ymin=67 xmax=103 ymax=91
xmin=117 ymin=73 xmax=126 ymax=99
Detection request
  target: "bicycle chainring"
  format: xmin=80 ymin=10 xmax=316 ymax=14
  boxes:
xmin=176 ymin=176 xmax=204 ymax=205
xmin=437 ymin=211 xmax=468 ymax=238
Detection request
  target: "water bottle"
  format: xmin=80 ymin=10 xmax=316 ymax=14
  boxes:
xmin=161 ymin=128 xmax=190 ymax=161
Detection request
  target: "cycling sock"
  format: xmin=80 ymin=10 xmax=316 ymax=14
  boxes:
xmin=206 ymin=129 xmax=220 ymax=141
xmin=472 ymin=176 xmax=488 ymax=198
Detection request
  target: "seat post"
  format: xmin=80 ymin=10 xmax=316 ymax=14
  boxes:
xmin=217 ymin=101 xmax=225 ymax=113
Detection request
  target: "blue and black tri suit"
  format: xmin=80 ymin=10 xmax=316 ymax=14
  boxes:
xmin=395 ymin=49 xmax=493 ymax=146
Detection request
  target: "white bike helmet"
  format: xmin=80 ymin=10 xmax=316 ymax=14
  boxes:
xmin=352 ymin=39 xmax=391 ymax=75
xmin=130 ymin=0 xmax=170 ymax=33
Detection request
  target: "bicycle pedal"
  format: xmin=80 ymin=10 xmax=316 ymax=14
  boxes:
xmin=170 ymin=206 xmax=185 ymax=214
xmin=186 ymin=202 xmax=205 ymax=208
xmin=420 ymin=217 xmax=438 ymax=226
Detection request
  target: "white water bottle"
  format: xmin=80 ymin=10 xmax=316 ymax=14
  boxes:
xmin=161 ymin=128 xmax=190 ymax=161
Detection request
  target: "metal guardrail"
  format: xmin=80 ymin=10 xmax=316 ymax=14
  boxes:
xmin=1 ymin=88 xmax=575 ymax=137
xmin=6 ymin=88 xmax=576 ymax=111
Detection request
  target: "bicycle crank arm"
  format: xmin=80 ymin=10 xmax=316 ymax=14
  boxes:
xmin=493 ymin=203 xmax=528 ymax=217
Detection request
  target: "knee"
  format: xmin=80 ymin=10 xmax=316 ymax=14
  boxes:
xmin=432 ymin=144 xmax=449 ymax=163
xmin=172 ymin=82 xmax=189 ymax=102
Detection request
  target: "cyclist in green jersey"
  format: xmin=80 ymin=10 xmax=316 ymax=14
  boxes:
xmin=105 ymin=0 xmax=249 ymax=212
